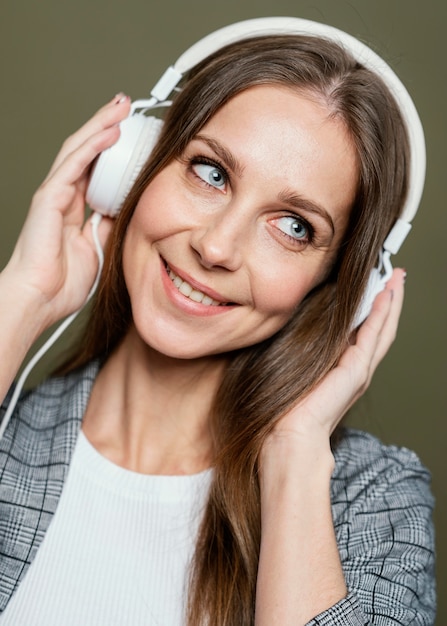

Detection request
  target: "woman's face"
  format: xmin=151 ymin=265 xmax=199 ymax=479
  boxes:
xmin=123 ymin=85 xmax=358 ymax=359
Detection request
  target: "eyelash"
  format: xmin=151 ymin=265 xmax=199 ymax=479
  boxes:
xmin=186 ymin=154 xmax=316 ymax=247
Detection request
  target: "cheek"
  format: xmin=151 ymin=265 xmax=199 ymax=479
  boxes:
xmin=128 ymin=168 xmax=193 ymax=241
xmin=121 ymin=195 xmax=163 ymax=286
xmin=252 ymin=263 xmax=319 ymax=320
xmin=129 ymin=185 xmax=164 ymax=238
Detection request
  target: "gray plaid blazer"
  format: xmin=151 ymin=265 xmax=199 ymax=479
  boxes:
xmin=0 ymin=361 xmax=436 ymax=624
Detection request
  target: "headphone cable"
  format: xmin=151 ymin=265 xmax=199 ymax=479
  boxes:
xmin=0 ymin=212 xmax=104 ymax=440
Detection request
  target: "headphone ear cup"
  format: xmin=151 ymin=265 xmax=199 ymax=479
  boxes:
xmin=351 ymin=266 xmax=388 ymax=330
xmin=86 ymin=115 xmax=164 ymax=217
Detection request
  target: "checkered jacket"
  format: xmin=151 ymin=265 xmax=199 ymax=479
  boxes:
xmin=0 ymin=361 xmax=436 ymax=624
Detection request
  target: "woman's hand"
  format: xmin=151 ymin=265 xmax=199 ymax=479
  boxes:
xmin=0 ymin=95 xmax=130 ymax=404
xmin=262 ymin=269 xmax=406 ymax=464
xmin=256 ymin=270 xmax=406 ymax=625
xmin=3 ymin=93 xmax=131 ymax=332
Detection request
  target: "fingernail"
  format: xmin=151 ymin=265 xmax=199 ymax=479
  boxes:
xmin=111 ymin=92 xmax=128 ymax=104
xmin=402 ymin=269 xmax=407 ymax=284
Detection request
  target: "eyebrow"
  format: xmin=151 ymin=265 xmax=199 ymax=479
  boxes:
xmin=194 ymin=134 xmax=245 ymax=178
xmin=278 ymin=191 xmax=335 ymax=235
xmin=194 ymin=134 xmax=335 ymax=235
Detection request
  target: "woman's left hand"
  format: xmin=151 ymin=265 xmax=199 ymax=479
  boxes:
xmin=263 ymin=268 xmax=406 ymax=460
xmin=255 ymin=269 xmax=406 ymax=626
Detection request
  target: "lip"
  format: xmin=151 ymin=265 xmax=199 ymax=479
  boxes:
xmin=160 ymin=257 xmax=239 ymax=316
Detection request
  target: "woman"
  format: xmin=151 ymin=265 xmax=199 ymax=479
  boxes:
xmin=0 ymin=19 xmax=435 ymax=626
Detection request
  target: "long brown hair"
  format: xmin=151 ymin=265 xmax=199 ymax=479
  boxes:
xmin=63 ymin=35 xmax=409 ymax=625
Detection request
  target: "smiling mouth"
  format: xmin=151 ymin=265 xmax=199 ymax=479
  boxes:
xmin=165 ymin=262 xmax=234 ymax=306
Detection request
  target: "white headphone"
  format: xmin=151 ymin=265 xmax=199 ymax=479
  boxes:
xmin=1 ymin=17 xmax=425 ymax=443
xmin=86 ymin=16 xmax=426 ymax=326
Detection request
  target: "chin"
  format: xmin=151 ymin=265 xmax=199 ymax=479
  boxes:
xmin=125 ymin=321 xmax=225 ymax=362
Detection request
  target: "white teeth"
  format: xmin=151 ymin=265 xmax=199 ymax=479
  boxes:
xmin=167 ymin=264 xmax=223 ymax=306
xmin=190 ymin=289 xmax=205 ymax=302
xmin=179 ymin=282 xmax=193 ymax=297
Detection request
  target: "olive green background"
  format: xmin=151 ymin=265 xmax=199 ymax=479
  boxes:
xmin=1 ymin=0 xmax=445 ymax=621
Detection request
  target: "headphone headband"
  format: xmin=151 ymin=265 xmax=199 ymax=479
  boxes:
xmin=150 ymin=17 xmax=425 ymax=228
xmin=86 ymin=16 xmax=426 ymax=328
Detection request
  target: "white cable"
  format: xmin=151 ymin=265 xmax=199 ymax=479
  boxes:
xmin=0 ymin=212 xmax=104 ymax=440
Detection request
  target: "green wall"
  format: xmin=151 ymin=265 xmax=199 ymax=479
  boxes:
xmin=1 ymin=0 xmax=445 ymax=621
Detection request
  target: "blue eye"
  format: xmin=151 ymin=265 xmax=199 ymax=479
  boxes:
xmin=275 ymin=216 xmax=310 ymax=241
xmin=192 ymin=162 xmax=226 ymax=188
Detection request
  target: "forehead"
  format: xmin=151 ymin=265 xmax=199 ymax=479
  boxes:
xmin=202 ymin=84 xmax=356 ymax=163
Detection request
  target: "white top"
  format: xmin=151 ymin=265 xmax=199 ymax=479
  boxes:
xmin=0 ymin=431 xmax=212 ymax=626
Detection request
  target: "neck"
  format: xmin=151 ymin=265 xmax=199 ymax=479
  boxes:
xmin=83 ymin=325 xmax=228 ymax=475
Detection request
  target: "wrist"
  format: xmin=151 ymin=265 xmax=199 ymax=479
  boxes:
xmin=0 ymin=265 xmax=53 ymax=344
xmin=259 ymin=432 xmax=334 ymax=512
xmin=261 ymin=427 xmax=334 ymax=475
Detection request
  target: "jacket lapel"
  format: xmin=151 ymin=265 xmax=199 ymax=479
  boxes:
xmin=0 ymin=362 xmax=99 ymax=611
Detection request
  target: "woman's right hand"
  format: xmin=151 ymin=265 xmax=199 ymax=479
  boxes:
xmin=2 ymin=93 xmax=131 ymax=334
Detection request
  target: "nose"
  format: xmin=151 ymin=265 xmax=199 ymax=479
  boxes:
xmin=190 ymin=204 xmax=246 ymax=271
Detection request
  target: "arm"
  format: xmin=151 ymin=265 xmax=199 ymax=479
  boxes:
xmin=0 ymin=94 xmax=131 ymax=404
xmin=255 ymin=270 xmax=418 ymax=625
xmin=257 ymin=432 xmax=346 ymax=624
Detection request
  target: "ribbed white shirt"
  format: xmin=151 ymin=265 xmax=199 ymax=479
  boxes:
xmin=0 ymin=430 xmax=212 ymax=625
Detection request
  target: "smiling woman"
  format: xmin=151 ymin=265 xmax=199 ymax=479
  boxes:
xmin=0 ymin=17 xmax=435 ymax=626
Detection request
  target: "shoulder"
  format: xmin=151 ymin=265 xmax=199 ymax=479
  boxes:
xmin=0 ymin=360 xmax=100 ymax=464
xmin=329 ymin=429 xmax=436 ymax=623
xmin=1 ymin=360 xmax=100 ymax=428
xmin=331 ymin=427 xmax=434 ymax=526
xmin=330 ymin=428 xmax=436 ymax=621
xmin=332 ymin=427 xmax=432 ymax=497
